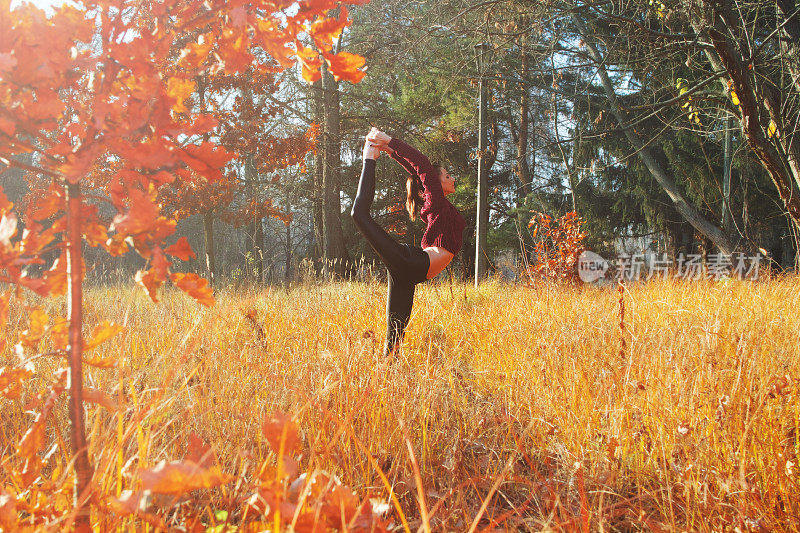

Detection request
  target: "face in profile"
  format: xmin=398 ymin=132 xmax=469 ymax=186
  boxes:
xmin=439 ymin=168 xmax=456 ymax=195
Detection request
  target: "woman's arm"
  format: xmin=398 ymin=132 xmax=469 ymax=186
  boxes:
xmin=386 ymin=147 xmax=418 ymax=178
xmin=386 ymin=137 xmax=445 ymax=201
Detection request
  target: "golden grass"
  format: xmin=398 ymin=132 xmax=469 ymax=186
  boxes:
xmin=2 ymin=277 xmax=799 ymax=530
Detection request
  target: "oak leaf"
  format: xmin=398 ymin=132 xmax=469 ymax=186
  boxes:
xmin=139 ymin=460 xmax=232 ymax=494
xmin=170 ymin=272 xmax=214 ymax=306
xmin=262 ymin=412 xmax=301 ymax=455
xmin=83 ymin=388 xmax=119 ymax=411
xmin=322 ymin=50 xmax=366 ymax=83
xmin=165 ymin=236 xmax=196 ymax=261
xmin=85 ymin=320 xmax=124 ymax=351
xmin=20 ymin=308 xmax=49 ymax=348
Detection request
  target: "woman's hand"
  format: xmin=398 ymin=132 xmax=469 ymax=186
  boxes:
xmin=363 ymin=138 xmax=380 ymax=161
xmin=367 ymin=127 xmax=391 ymax=147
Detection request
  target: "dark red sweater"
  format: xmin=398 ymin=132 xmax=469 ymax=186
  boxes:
xmin=388 ymin=137 xmax=466 ymax=255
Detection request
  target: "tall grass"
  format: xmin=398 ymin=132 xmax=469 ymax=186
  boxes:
xmin=2 ymin=277 xmax=799 ymax=530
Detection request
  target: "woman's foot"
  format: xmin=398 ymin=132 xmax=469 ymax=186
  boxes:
xmin=367 ymin=127 xmax=391 ymax=148
xmin=363 ymin=137 xmax=380 ymax=160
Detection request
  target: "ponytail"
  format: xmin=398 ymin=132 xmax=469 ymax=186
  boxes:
xmin=406 ymin=164 xmax=443 ymax=220
xmin=406 ymin=176 xmax=423 ymax=220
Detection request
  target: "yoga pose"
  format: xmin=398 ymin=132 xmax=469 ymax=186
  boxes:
xmin=351 ymin=127 xmax=466 ymax=357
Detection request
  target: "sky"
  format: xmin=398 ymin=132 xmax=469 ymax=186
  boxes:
xmin=11 ymin=0 xmax=76 ymax=13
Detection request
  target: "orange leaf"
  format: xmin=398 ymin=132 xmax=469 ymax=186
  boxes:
xmin=51 ymin=317 xmax=69 ymax=351
xmin=0 ymin=489 xmax=17 ymax=531
xmin=112 ymin=188 xmax=160 ymax=236
xmin=83 ymin=388 xmax=119 ymax=412
xmin=262 ymin=412 xmax=301 ymax=455
xmin=170 ymin=272 xmax=214 ymax=306
xmin=309 ymin=6 xmax=350 ymax=51
xmin=20 ymin=308 xmax=49 ymax=348
xmin=0 ymin=288 xmax=11 ymax=328
xmin=135 ymin=268 xmax=163 ymax=303
xmin=85 ymin=320 xmax=124 ymax=351
xmin=83 ymin=354 xmax=117 ymax=368
xmin=322 ymin=51 xmax=366 ymax=83
xmin=167 ymin=77 xmax=196 ymax=114
xmin=139 ymin=460 xmax=232 ymax=494
xmin=0 ymin=365 xmax=34 ymax=400
xmin=187 ymin=432 xmax=218 ymax=468
xmin=0 ymin=186 xmax=12 ymax=215
xmin=165 ymin=236 xmax=196 ymax=261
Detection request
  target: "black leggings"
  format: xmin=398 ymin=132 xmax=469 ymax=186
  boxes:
xmin=351 ymin=159 xmax=429 ymax=356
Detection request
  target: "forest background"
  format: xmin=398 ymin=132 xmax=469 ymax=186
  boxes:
xmin=7 ymin=0 xmax=800 ymax=284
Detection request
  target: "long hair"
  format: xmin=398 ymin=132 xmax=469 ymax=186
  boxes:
xmin=406 ymin=164 xmax=443 ymax=220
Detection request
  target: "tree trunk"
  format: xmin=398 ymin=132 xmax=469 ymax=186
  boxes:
xmin=516 ymin=29 xmax=531 ymax=192
xmin=203 ymin=212 xmax=215 ymax=288
xmin=699 ymin=0 xmax=800 ymax=232
xmin=285 ymin=188 xmax=292 ymax=283
xmin=311 ymin=78 xmax=325 ymax=264
xmin=244 ymin=152 xmax=263 ymax=282
xmin=321 ymin=63 xmax=349 ymax=276
xmin=66 ymin=183 xmax=93 ymax=531
xmin=576 ymin=16 xmax=738 ymax=254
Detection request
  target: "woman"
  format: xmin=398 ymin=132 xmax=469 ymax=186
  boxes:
xmin=351 ymin=127 xmax=466 ymax=357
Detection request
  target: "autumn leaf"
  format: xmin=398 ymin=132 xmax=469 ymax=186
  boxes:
xmin=0 ymin=288 xmax=10 ymax=327
xmin=112 ymin=188 xmax=160 ymax=236
xmin=106 ymin=490 xmax=147 ymax=517
xmin=85 ymin=320 xmax=124 ymax=351
xmin=167 ymin=77 xmax=196 ymax=114
xmin=180 ymin=143 xmax=236 ymax=183
xmin=170 ymin=272 xmax=214 ymax=306
xmin=295 ymin=42 xmax=322 ymax=83
xmin=20 ymin=308 xmax=49 ymax=348
xmin=135 ymin=268 xmax=164 ymax=303
xmin=187 ymin=432 xmax=218 ymax=468
xmin=262 ymin=412 xmax=301 ymax=455
xmin=322 ymin=50 xmax=366 ymax=83
xmin=139 ymin=460 xmax=233 ymax=494
xmin=0 ymin=489 xmax=17 ymax=532
xmin=309 ymin=6 xmax=350 ymax=51
xmin=767 ymin=120 xmax=778 ymax=138
xmin=165 ymin=236 xmax=196 ymax=261
xmin=83 ymin=353 xmax=117 ymax=368
xmin=83 ymin=387 xmax=120 ymax=411
xmin=0 ymin=365 xmax=34 ymax=400
xmin=18 ymin=413 xmax=47 ymax=462
xmin=0 ymin=213 xmax=17 ymax=246
xmin=51 ymin=316 xmax=69 ymax=351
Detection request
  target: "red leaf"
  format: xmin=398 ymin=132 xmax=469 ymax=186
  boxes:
xmin=0 ymin=489 xmax=17 ymax=531
xmin=83 ymin=388 xmax=120 ymax=412
xmin=187 ymin=432 xmax=218 ymax=468
xmin=170 ymin=272 xmax=214 ymax=306
xmin=85 ymin=320 xmax=124 ymax=351
xmin=135 ymin=267 xmax=165 ymax=303
xmin=139 ymin=460 xmax=232 ymax=494
xmin=167 ymin=77 xmax=196 ymax=114
xmin=309 ymin=6 xmax=350 ymax=51
xmin=112 ymin=188 xmax=160 ymax=236
xmin=180 ymin=143 xmax=236 ymax=183
xmin=262 ymin=412 xmax=301 ymax=455
xmin=322 ymin=50 xmax=366 ymax=83
xmin=165 ymin=236 xmax=196 ymax=261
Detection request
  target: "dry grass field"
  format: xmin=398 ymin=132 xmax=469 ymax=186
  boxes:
xmin=2 ymin=277 xmax=799 ymax=531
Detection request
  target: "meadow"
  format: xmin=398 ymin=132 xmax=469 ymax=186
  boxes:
xmin=2 ymin=276 xmax=799 ymax=531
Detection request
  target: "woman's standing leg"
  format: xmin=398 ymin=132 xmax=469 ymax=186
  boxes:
xmin=385 ymin=273 xmax=415 ymax=357
xmin=351 ymin=157 xmax=428 ymax=357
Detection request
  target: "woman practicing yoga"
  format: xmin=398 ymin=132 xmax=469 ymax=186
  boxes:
xmin=351 ymin=127 xmax=466 ymax=357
